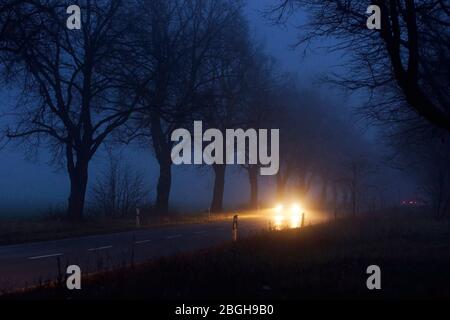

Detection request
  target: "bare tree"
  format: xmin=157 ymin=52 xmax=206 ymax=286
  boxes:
xmin=274 ymin=84 xmax=331 ymax=202
xmin=421 ymin=153 xmax=450 ymax=220
xmin=123 ymin=0 xmax=246 ymax=214
xmin=240 ymin=51 xmax=279 ymax=209
xmin=91 ymin=151 xmax=148 ymax=217
xmin=395 ymin=132 xmax=450 ymax=219
xmin=200 ymin=12 xmax=255 ymax=213
xmin=0 ymin=1 xmax=144 ymax=220
xmin=342 ymin=155 xmax=375 ymax=217
xmin=271 ymin=0 xmax=450 ymax=133
xmin=272 ymin=81 xmax=302 ymax=199
xmin=270 ymin=76 xmax=375 ymax=213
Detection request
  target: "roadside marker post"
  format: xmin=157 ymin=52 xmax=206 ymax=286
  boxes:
xmin=232 ymin=215 xmax=238 ymax=242
xmin=301 ymin=212 xmax=305 ymax=228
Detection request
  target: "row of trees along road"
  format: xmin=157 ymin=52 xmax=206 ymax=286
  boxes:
xmin=0 ymin=0 xmax=422 ymax=220
xmin=272 ymin=0 xmax=450 ymax=218
xmin=0 ymin=0 xmax=262 ymax=219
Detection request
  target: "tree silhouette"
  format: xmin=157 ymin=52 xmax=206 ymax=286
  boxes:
xmin=272 ymin=0 xmax=450 ymax=133
xmin=0 ymin=0 xmax=145 ymax=220
xmin=126 ymin=0 xmax=247 ymax=214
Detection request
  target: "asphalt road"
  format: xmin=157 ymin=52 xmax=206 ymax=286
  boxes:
xmin=0 ymin=215 xmax=271 ymax=291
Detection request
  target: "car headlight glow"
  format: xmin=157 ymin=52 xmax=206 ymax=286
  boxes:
xmin=275 ymin=204 xmax=284 ymax=213
xmin=291 ymin=203 xmax=301 ymax=214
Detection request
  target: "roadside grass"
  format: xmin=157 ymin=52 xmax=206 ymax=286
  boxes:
xmin=7 ymin=212 xmax=450 ymax=299
xmin=0 ymin=211 xmax=241 ymax=246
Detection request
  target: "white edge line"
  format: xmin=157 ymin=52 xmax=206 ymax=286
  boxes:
xmin=88 ymin=245 xmax=112 ymax=251
xmin=135 ymin=240 xmax=151 ymax=244
xmin=28 ymin=253 xmax=63 ymax=260
xmin=167 ymin=234 xmax=182 ymax=239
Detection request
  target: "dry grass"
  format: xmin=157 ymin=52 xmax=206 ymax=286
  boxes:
xmin=6 ymin=211 xmax=450 ymax=300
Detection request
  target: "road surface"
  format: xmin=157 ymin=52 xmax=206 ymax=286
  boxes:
xmin=0 ymin=215 xmax=271 ymax=292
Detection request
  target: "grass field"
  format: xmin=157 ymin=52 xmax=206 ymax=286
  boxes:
xmin=6 ymin=210 xmax=450 ymax=300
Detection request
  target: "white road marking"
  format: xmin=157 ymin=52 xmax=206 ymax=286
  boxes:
xmin=88 ymin=245 xmax=112 ymax=252
xmin=28 ymin=253 xmax=63 ymax=260
xmin=167 ymin=234 xmax=182 ymax=239
xmin=135 ymin=239 xmax=151 ymax=245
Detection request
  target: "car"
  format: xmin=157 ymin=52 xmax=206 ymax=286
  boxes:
xmin=272 ymin=201 xmax=305 ymax=229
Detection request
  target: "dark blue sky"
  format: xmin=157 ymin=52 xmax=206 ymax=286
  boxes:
xmin=0 ymin=0 xmax=415 ymax=215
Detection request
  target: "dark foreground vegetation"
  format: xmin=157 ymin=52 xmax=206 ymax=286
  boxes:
xmin=7 ymin=210 xmax=450 ymax=300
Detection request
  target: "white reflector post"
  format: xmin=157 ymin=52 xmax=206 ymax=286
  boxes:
xmin=232 ymin=214 xmax=238 ymax=242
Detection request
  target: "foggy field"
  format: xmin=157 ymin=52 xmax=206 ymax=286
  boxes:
xmin=8 ymin=209 xmax=450 ymax=300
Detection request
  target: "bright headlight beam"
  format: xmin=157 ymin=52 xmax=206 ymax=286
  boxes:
xmin=291 ymin=203 xmax=301 ymax=214
xmin=275 ymin=204 xmax=284 ymax=213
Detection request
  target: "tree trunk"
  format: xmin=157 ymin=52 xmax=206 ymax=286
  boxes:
xmin=151 ymin=115 xmax=172 ymax=215
xmin=211 ymin=164 xmax=226 ymax=213
xmin=248 ymin=166 xmax=258 ymax=209
xmin=155 ymin=157 xmax=172 ymax=214
xmin=68 ymin=162 xmax=89 ymax=221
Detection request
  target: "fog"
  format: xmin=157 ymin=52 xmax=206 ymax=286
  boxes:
xmin=0 ymin=0 xmax=418 ymax=216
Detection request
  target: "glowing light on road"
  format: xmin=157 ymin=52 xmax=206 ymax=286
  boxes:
xmin=289 ymin=203 xmax=301 ymax=228
xmin=290 ymin=214 xmax=300 ymax=228
xmin=275 ymin=204 xmax=284 ymax=213
xmin=291 ymin=203 xmax=301 ymax=214
xmin=274 ymin=214 xmax=284 ymax=224
xmin=271 ymin=201 xmax=304 ymax=230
